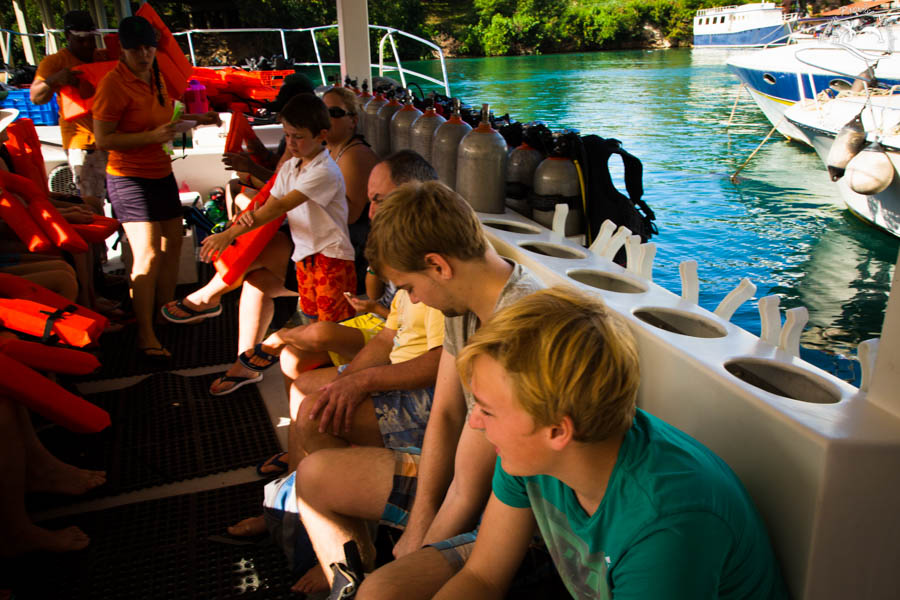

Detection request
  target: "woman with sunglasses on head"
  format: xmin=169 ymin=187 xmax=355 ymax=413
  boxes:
xmin=92 ymin=16 xmax=220 ymax=361
xmin=321 ymin=87 xmax=379 ymax=294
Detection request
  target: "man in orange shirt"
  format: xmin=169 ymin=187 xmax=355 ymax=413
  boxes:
xmin=31 ymin=10 xmax=108 ymax=201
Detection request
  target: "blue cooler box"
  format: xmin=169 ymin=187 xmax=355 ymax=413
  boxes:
xmin=0 ymin=88 xmax=60 ymax=126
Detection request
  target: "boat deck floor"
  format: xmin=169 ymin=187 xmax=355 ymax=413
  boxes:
xmin=2 ymin=262 xmax=567 ymax=599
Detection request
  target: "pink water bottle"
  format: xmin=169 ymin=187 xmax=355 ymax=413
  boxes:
xmin=184 ymin=79 xmax=209 ymax=114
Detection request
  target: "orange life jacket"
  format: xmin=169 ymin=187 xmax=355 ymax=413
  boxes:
xmin=0 ymin=338 xmax=100 ymax=375
xmin=224 ymin=111 xmax=262 ymax=155
xmin=0 ymin=298 xmax=102 ymax=347
xmin=136 ymin=3 xmax=192 ymax=99
xmin=58 ymin=60 xmax=118 ymax=121
xmin=0 ymin=352 xmax=110 ymax=433
xmin=4 ymin=119 xmax=48 ymax=191
xmin=0 ymin=191 xmax=53 ymax=253
xmin=0 ymin=169 xmax=88 ymax=254
xmin=0 ymin=273 xmax=108 ymax=342
xmin=71 ymin=214 xmax=120 ymax=243
xmin=214 ymin=175 xmax=285 ymax=285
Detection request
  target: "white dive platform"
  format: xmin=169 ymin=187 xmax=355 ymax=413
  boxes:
xmin=693 ymin=2 xmax=795 ymax=48
xmin=785 ymin=92 xmax=900 ymax=237
xmin=476 ymin=205 xmax=899 ymax=600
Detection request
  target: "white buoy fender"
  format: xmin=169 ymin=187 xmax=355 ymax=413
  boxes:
xmin=845 ymin=142 xmax=894 ymax=195
xmin=826 ymin=112 xmax=866 ymax=181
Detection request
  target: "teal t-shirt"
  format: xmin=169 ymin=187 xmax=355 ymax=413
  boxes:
xmin=492 ymin=409 xmax=788 ymax=600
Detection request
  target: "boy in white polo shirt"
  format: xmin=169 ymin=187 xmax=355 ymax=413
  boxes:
xmin=167 ymin=93 xmax=356 ymax=395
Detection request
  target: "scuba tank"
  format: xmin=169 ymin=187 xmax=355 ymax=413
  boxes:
xmin=506 ymin=122 xmax=550 ymax=217
xmin=374 ymin=92 xmax=403 ymax=158
xmin=357 ymin=80 xmax=372 ymax=138
xmin=390 ymin=92 xmax=423 ymax=153
xmin=363 ymin=92 xmax=387 ymax=154
xmin=409 ymin=103 xmax=446 ymax=163
xmin=456 ymin=103 xmax=508 ymax=214
xmin=845 ymin=141 xmax=895 ymax=195
xmin=826 ymin=112 xmax=867 ymax=181
xmin=432 ymin=98 xmax=473 ymax=190
xmin=531 ymin=130 xmax=583 ymax=236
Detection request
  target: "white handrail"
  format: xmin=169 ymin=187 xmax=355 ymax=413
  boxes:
xmin=167 ymin=24 xmax=451 ymax=96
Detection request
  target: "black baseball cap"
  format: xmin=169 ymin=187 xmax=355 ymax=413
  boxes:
xmin=118 ymin=16 xmax=159 ymax=49
xmin=63 ymin=10 xmax=98 ymax=36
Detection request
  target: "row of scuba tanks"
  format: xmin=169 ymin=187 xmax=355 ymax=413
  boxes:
xmin=337 ymin=76 xmax=587 ymax=236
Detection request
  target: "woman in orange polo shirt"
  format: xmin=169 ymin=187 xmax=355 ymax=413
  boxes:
xmin=93 ymin=16 xmax=218 ymax=361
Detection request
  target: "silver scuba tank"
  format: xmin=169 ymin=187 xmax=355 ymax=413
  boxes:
xmin=363 ymin=92 xmax=387 ymax=155
xmin=506 ymin=141 xmax=543 ymax=216
xmin=845 ymin=141 xmax=895 ymax=195
xmin=374 ymin=94 xmax=402 ymax=158
xmin=456 ymin=103 xmax=508 ymax=213
xmin=826 ymin=112 xmax=867 ymax=181
xmin=390 ymin=93 xmax=423 ymax=153
xmin=432 ymin=99 xmax=472 ymax=190
xmin=409 ymin=105 xmax=446 ymax=163
xmin=532 ymin=132 xmax=583 ymax=236
xmin=356 ymin=80 xmax=372 ymax=141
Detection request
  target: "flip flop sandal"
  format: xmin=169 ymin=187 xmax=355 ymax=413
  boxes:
xmin=209 ymin=373 xmax=263 ymax=396
xmin=255 ymin=451 xmax=289 ymax=477
xmin=139 ymin=346 xmax=172 ymax=363
xmin=238 ymin=343 xmax=281 ymax=372
xmin=161 ymin=298 xmax=223 ymax=324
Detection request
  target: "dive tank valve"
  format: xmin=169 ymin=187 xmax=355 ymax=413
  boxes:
xmin=456 ymin=103 xmax=509 ymax=214
xmin=432 ymin=98 xmax=473 ymax=190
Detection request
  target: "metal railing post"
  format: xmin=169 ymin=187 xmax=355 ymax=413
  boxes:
xmin=187 ymin=31 xmax=196 ymax=67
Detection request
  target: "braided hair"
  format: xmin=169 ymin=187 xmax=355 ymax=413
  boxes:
xmin=151 ymin=58 xmax=165 ymax=107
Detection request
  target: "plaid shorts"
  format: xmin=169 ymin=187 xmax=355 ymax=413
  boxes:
xmin=379 ymin=447 xmax=477 ymax=573
xmin=295 ymin=253 xmax=356 ymax=322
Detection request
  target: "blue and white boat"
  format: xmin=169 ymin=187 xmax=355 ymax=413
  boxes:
xmin=693 ymin=2 xmax=796 ymax=47
xmin=727 ymin=20 xmax=900 ymax=144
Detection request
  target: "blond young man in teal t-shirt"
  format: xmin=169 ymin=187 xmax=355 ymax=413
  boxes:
xmin=436 ymin=287 xmax=788 ymax=600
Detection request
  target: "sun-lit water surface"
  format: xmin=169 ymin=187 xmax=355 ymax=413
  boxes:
xmin=402 ymin=48 xmax=899 ymax=384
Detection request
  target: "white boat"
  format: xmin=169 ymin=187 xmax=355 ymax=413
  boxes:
xmin=693 ymin=2 xmax=797 ymax=47
xmin=3 ymin=5 xmax=900 ymax=600
xmin=727 ymin=15 xmax=900 ymax=144
xmin=784 ymin=90 xmax=900 ymax=237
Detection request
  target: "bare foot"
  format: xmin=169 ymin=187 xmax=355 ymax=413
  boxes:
xmin=27 ymin=461 xmax=106 ymax=496
xmin=291 ymin=563 xmax=328 ymax=594
xmin=2 ymin=524 xmax=90 ymax=556
xmin=227 ymin=515 xmax=266 ymax=537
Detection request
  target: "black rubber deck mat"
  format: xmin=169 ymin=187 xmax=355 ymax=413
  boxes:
xmin=37 ymin=372 xmax=281 ymax=499
xmin=78 ymin=288 xmax=242 ymax=379
xmin=4 ymin=481 xmax=297 ymax=599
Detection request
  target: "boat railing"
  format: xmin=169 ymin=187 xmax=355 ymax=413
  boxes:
xmin=696 ymin=2 xmax=779 ymax=17
xmin=170 ymin=25 xmax=451 ymax=96
xmin=2 ymin=24 xmax=451 ymax=97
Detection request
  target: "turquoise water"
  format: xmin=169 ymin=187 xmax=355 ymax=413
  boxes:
xmin=402 ymin=48 xmax=899 ymax=384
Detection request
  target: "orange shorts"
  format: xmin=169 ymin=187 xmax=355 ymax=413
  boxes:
xmin=295 ymin=253 xmax=357 ymax=322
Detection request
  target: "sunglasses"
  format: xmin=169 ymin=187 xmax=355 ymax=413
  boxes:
xmin=328 ymin=106 xmax=353 ymax=119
